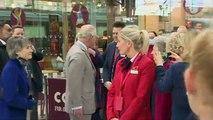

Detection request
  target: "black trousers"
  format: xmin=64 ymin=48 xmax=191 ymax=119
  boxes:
xmin=31 ymin=91 xmax=39 ymax=120
xmin=101 ymin=85 xmax=108 ymax=120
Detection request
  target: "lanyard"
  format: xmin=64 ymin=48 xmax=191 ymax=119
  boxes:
xmin=119 ymin=53 xmax=142 ymax=96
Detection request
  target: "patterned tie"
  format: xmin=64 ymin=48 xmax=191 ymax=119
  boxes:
xmin=112 ymin=48 xmax=119 ymax=79
xmin=114 ymin=48 xmax=119 ymax=65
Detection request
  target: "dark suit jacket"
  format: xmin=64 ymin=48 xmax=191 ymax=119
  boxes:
xmin=30 ymin=51 xmax=43 ymax=93
xmin=0 ymin=41 xmax=9 ymax=77
xmin=89 ymin=48 xmax=104 ymax=108
xmin=0 ymin=59 xmax=36 ymax=120
xmin=102 ymin=41 xmax=122 ymax=83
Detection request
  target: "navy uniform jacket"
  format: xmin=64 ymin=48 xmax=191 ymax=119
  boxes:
xmin=0 ymin=41 xmax=9 ymax=76
xmin=0 ymin=59 xmax=36 ymax=120
xmin=102 ymin=41 xmax=123 ymax=83
xmin=155 ymin=62 xmax=192 ymax=120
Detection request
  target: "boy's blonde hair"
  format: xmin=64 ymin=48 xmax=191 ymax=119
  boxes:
xmin=190 ymin=29 xmax=213 ymax=92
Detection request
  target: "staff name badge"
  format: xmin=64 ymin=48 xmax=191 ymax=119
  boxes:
xmin=130 ymin=69 xmax=138 ymax=74
xmin=120 ymin=54 xmax=125 ymax=57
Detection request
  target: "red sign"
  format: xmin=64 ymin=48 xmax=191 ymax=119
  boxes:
xmin=48 ymin=78 xmax=69 ymax=120
xmin=183 ymin=0 xmax=202 ymax=15
xmin=50 ymin=35 xmax=60 ymax=55
xmin=70 ymin=4 xmax=89 ymax=28
xmin=10 ymin=7 xmax=26 ymax=26
xmin=186 ymin=20 xmax=193 ymax=28
xmin=49 ymin=15 xmax=60 ymax=55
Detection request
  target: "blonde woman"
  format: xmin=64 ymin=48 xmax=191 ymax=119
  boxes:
xmin=153 ymin=30 xmax=199 ymax=120
xmin=165 ymin=32 xmax=185 ymax=62
xmin=107 ymin=25 xmax=155 ymax=120
xmin=185 ymin=30 xmax=213 ymax=120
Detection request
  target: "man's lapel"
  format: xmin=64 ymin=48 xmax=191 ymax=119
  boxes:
xmin=75 ymin=42 xmax=95 ymax=70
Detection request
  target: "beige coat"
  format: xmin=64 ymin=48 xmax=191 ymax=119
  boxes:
xmin=64 ymin=42 xmax=96 ymax=114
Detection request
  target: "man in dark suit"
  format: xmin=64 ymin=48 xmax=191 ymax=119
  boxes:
xmin=29 ymin=47 xmax=43 ymax=120
xmin=0 ymin=21 xmax=12 ymax=76
xmin=12 ymin=25 xmax=43 ymax=120
xmin=102 ymin=21 xmax=125 ymax=120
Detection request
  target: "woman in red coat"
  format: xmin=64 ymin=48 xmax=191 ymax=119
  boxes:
xmin=107 ymin=25 xmax=156 ymax=120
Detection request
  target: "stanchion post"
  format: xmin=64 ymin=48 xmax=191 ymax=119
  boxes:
xmin=44 ymin=75 xmax=49 ymax=120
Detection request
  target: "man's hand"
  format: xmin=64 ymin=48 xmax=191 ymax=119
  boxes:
xmin=31 ymin=45 xmax=36 ymax=53
xmin=88 ymin=48 xmax=96 ymax=57
xmin=73 ymin=108 xmax=83 ymax=119
xmin=104 ymin=81 xmax=112 ymax=90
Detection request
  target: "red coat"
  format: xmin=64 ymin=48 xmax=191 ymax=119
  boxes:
xmin=154 ymin=61 xmax=173 ymax=120
xmin=107 ymin=53 xmax=156 ymax=120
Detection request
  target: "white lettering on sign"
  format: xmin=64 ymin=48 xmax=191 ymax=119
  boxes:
xmin=54 ymin=92 xmax=66 ymax=103
xmin=54 ymin=106 xmax=65 ymax=112
xmin=62 ymin=92 xmax=66 ymax=103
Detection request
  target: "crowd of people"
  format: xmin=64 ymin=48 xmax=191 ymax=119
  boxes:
xmin=0 ymin=20 xmax=213 ymax=120
xmin=63 ymin=21 xmax=213 ymax=120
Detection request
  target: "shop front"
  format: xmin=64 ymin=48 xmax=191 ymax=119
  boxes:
xmin=2 ymin=0 xmax=213 ymax=119
xmin=0 ymin=0 xmax=108 ymax=71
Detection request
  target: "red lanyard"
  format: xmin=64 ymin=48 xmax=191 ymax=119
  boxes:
xmin=119 ymin=53 xmax=142 ymax=96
